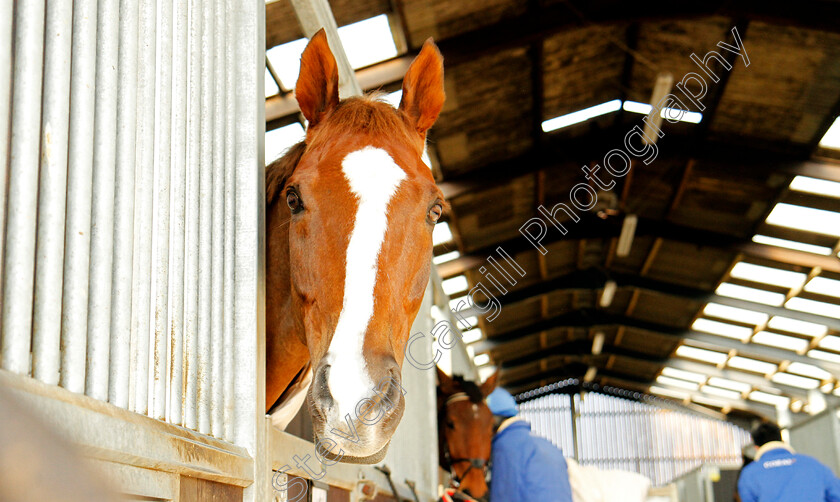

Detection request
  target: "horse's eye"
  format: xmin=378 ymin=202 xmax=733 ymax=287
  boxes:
xmin=446 ymin=420 xmax=455 ymax=429
xmin=287 ymin=189 xmax=303 ymax=214
xmin=429 ymin=203 xmax=443 ymax=222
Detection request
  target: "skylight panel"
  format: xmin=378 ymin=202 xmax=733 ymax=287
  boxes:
xmin=751 ymin=331 xmax=810 ymax=352
xmin=541 ymin=100 xmax=621 ymax=132
xmin=462 ymin=328 xmax=483 ymax=344
xmin=661 ymin=367 xmax=707 ymax=383
xmin=818 ymin=116 xmax=840 ymax=149
xmin=716 ymin=283 xmax=785 ymax=306
xmin=675 ymin=345 xmax=728 ymax=364
xmin=265 ymin=68 xmax=279 ymax=97
xmin=692 ymin=395 xmax=728 ymax=408
xmin=701 ymin=385 xmax=741 ymax=400
xmin=752 ymin=235 xmax=834 ymax=256
xmin=433 ymin=221 xmax=453 ymax=245
xmin=703 ymin=303 xmax=769 ymax=325
xmin=266 ymin=15 xmax=398 ymax=91
xmin=649 ymin=386 xmax=689 ymax=400
xmin=442 ymin=275 xmax=468 ymax=295
xmin=265 ymin=122 xmax=305 ymax=165
xmin=765 ymin=203 xmax=840 ymax=238
xmin=808 ymin=349 xmax=840 ymax=365
xmin=656 ymin=375 xmax=700 ymax=391
xmin=819 ymin=335 xmax=840 ymax=351
xmin=707 ymin=377 xmax=752 ymax=393
xmin=767 ymin=316 xmax=828 ymax=337
xmin=786 ymin=362 xmax=831 ymax=380
xmin=749 ymin=391 xmax=790 ymax=408
xmin=474 ymin=353 xmax=490 ymax=366
xmin=785 ymin=297 xmax=840 ymax=319
xmin=338 ymin=15 xmax=399 ymax=69
xmin=804 ymin=277 xmax=840 ymax=298
xmin=728 ymin=356 xmax=777 ymax=374
xmin=622 ymin=100 xmax=703 ymax=123
xmin=692 ymin=318 xmax=753 ymax=340
xmin=771 ymin=372 xmax=820 ymax=390
xmin=790 ymin=176 xmax=840 ymax=198
xmin=730 ymin=262 xmax=806 ymax=289
xmin=433 ymin=250 xmax=461 ymax=265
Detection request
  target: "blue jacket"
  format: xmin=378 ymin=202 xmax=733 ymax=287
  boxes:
xmin=738 ymin=442 xmax=840 ymax=502
xmin=490 ymin=419 xmax=573 ymax=502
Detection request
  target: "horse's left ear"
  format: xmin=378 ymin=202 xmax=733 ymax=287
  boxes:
xmin=480 ymin=369 xmax=499 ymax=397
xmin=399 ymin=38 xmax=445 ymax=136
xmin=296 ymin=29 xmax=340 ymax=129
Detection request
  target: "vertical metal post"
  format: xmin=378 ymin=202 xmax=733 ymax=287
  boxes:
xmin=222 ymin=0 xmax=237 ymax=439
xmin=183 ymin=0 xmax=204 ymax=431
xmin=168 ymin=0 xmax=189 ymax=426
xmin=85 ymin=0 xmax=120 ymax=402
xmin=61 ymin=0 xmax=97 ymax=393
xmin=210 ymin=0 xmax=227 ymax=439
xmin=32 ymin=0 xmax=73 ymax=385
xmin=129 ymin=0 xmax=156 ymax=414
xmin=232 ymin=0 xmax=267 ymax=499
xmin=109 ymin=0 xmax=140 ymax=410
xmin=197 ymin=0 xmax=216 ymax=435
xmin=0 ymin=0 xmax=13 ymax=305
xmin=570 ymin=391 xmax=579 ymax=461
xmin=1 ymin=0 xmax=45 ymax=375
xmin=151 ymin=0 xmax=174 ymax=422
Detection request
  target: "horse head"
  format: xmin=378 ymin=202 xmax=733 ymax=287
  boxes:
xmin=280 ymin=30 xmax=446 ymax=460
xmin=437 ymin=367 xmax=499 ymax=500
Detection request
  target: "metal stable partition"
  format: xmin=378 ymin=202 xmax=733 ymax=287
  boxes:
xmin=518 ymin=385 xmax=750 ymax=486
xmin=0 ymin=0 xmax=446 ymax=499
xmin=0 ymin=0 xmax=266 ymax=499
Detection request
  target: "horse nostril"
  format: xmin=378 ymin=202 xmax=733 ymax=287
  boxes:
xmin=312 ymin=363 xmax=333 ymax=406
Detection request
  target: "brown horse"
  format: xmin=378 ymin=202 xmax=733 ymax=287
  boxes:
xmin=437 ymin=367 xmax=499 ymax=501
xmin=265 ymin=29 xmax=446 ymax=463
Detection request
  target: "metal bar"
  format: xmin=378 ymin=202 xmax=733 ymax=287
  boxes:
xmin=150 ymin=0 xmax=174 ymax=422
xmin=167 ymin=0 xmax=189 ymax=427
xmin=108 ymin=0 xmax=140 ymax=409
xmin=197 ymin=0 xmax=216 ymax=435
xmin=222 ymin=0 xmax=236 ymax=439
xmin=61 ymin=0 xmax=97 ymax=393
xmin=289 ymin=0 xmax=362 ymax=99
xmin=210 ymin=0 xmax=227 ymax=439
xmin=233 ymin=2 xmax=266 ymax=501
xmin=183 ymin=0 xmax=203 ymax=430
xmin=85 ymin=0 xmax=120 ymax=402
xmin=1 ymin=0 xmax=45 ymax=375
xmin=129 ymin=0 xmax=157 ymax=413
xmin=0 ymin=0 xmax=13 ymax=311
xmin=570 ymin=391 xmax=579 ymax=460
xmin=32 ymin=0 xmax=73 ymax=385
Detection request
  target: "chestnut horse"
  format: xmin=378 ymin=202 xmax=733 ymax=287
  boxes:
xmin=437 ymin=368 xmax=499 ymax=501
xmin=265 ymin=29 xmax=446 ymax=463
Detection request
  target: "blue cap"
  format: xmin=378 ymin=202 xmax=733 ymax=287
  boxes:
xmin=487 ymin=388 xmax=518 ymax=417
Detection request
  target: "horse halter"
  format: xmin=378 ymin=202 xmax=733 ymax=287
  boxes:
xmin=443 ymin=393 xmax=492 ymax=492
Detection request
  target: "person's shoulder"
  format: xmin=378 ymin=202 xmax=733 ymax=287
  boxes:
xmin=792 ymin=453 xmax=832 ymax=470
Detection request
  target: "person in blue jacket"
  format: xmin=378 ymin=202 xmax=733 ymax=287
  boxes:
xmin=738 ymin=421 xmax=840 ymax=502
xmin=486 ymin=388 xmax=573 ymax=502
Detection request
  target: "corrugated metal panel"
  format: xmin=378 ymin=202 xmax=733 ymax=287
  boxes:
xmin=520 ymin=390 xmax=750 ymax=485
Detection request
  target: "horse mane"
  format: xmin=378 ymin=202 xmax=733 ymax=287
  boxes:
xmin=265 ymin=95 xmax=416 ymax=206
xmin=266 ymin=140 xmax=306 ymax=205
xmin=453 ymin=374 xmax=484 ymax=404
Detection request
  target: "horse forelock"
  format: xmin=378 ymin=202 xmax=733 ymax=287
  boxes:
xmin=452 ymin=375 xmax=485 ymax=404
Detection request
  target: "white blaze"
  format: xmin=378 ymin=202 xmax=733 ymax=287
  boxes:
xmin=326 ymin=147 xmax=406 ymax=420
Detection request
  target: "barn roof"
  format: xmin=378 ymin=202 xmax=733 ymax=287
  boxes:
xmin=265 ymin=0 xmax=840 ymax=420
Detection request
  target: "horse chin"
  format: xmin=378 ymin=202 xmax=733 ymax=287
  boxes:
xmin=315 ymin=436 xmax=391 ymax=464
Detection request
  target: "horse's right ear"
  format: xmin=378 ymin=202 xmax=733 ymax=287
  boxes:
xmin=295 ymin=29 xmax=340 ymax=128
xmin=480 ymin=369 xmax=499 ymax=397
